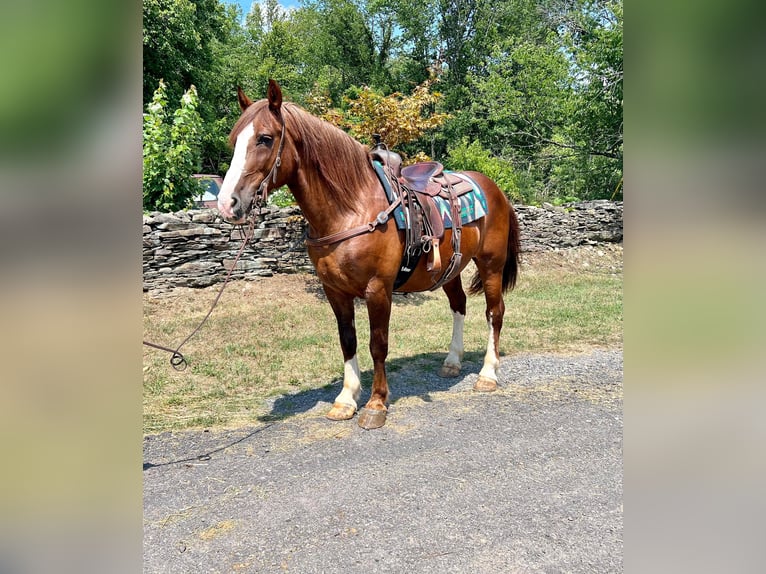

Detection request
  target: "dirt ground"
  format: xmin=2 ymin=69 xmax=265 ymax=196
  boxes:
xmin=144 ymin=348 xmax=624 ymax=573
xmin=143 ymin=243 xmax=623 ymax=572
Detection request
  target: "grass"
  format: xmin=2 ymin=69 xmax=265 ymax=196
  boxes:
xmin=143 ymin=247 xmax=622 ymax=434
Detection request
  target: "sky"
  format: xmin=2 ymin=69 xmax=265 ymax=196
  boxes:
xmin=224 ymin=0 xmax=301 ymax=18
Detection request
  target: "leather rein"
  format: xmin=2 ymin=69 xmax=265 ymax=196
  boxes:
xmin=142 ymin=113 xmax=287 ymax=370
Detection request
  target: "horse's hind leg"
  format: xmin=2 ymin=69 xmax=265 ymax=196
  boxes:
xmin=474 ymin=263 xmax=506 ymax=392
xmin=324 ymin=287 xmax=361 ymax=421
xmin=438 ymin=276 xmax=467 ymax=378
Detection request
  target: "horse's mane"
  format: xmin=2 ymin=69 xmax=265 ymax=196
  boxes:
xmin=229 ymin=100 xmax=374 ymax=213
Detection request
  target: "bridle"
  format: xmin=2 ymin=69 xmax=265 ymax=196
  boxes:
xmin=247 ymin=111 xmax=286 ymax=211
xmin=142 ymin=111 xmax=287 ymax=370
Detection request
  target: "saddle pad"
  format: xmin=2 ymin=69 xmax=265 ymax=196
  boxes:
xmin=372 ymin=161 xmax=488 ymax=230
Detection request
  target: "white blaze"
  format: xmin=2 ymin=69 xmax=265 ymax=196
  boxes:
xmin=217 ymin=122 xmax=255 ymax=219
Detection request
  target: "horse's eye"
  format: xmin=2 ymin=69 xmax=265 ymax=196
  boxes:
xmin=256 ymin=134 xmax=273 ymax=147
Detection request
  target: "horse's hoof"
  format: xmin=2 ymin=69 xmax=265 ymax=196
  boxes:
xmin=357 ymin=407 xmax=387 ymax=429
xmin=326 ymin=402 xmax=356 ymax=421
xmin=473 ymin=376 xmax=498 ymax=392
xmin=438 ymin=364 xmax=461 ymax=378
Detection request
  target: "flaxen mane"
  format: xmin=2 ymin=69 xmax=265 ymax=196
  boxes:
xmin=229 ymin=100 xmax=374 ymax=213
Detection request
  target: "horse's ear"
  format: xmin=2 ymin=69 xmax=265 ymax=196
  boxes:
xmin=267 ymin=79 xmax=283 ymax=114
xmin=236 ymin=86 xmax=253 ymax=111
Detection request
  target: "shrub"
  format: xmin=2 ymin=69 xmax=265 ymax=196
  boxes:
xmin=267 ymin=187 xmax=296 ymax=208
xmin=143 ymin=80 xmax=204 ymax=211
xmin=444 ymin=139 xmax=524 ymax=203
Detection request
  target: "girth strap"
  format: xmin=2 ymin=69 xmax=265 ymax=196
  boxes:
xmin=427 ymin=181 xmax=463 ymax=290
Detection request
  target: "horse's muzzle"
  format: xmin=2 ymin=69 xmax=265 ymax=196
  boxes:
xmin=218 ymin=191 xmax=247 ymax=224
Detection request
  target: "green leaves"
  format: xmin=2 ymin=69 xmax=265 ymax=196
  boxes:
xmin=142 ymin=0 xmax=228 ymax=106
xmin=143 ymin=81 xmax=204 ymax=212
xmin=140 ymin=0 xmax=622 ymax=206
xmin=458 ymin=0 xmax=623 ymax=201
xmin=445 ymin=139 xmax=523 ymax=202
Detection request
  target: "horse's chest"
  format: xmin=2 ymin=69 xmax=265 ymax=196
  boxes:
xmin=313 ymin=251 xmax=370 ymax=295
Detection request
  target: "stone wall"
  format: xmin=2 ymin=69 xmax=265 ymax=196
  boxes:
xmin=514 ymin=200 xmax=623 ymax=251
xmin=143 ymin=200 xmax=622 ymax=293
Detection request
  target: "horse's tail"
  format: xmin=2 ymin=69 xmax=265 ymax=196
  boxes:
xmin=468 ymin=199 xmax=522 ymax=295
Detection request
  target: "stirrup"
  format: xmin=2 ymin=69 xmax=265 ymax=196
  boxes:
xmin=427 ymin=239 xmax=442 ymax=273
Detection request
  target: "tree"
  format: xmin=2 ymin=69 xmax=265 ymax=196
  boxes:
xmin=445 ymin=0 xmax=622 ymax=200
xmin=307 ymin=77 xmax=449 ymax=162
xmin=435 ymin=0 xmax=532 ymax=108
xmin=465 ymin=32 xmax=573 ymax=198
xmin=142 ymin=0 xmax=228 ymax=107
xmin=561 ymin=0 xmax=623 ymax=162
xmin=143 ymin=0 xmax=236 ymax=175
xmin=143 ymin=81 xmax=204 ymax=211
xmin=141 ymin=0 xmax=622 ymax=204
xmin=445 ymin=139 xmax=522 ymax=202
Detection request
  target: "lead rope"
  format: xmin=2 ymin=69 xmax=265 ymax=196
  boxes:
xmin=143 ymin=113 xmax=287 ymax=370
xmin=142 ymin=212 xmax=258 ymax=370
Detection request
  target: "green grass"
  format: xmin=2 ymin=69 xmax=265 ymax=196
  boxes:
xmin=143 ymin=250 xmax=622 ymax=433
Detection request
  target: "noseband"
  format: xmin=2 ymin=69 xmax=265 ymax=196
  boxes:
xmin=249 ymin=111 xmax=286 ymax=211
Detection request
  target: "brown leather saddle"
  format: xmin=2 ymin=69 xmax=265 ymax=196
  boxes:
xmin=370 ymin=140 xmax=475 ymax=290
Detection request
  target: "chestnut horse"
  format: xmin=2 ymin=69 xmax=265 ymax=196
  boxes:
xmin=218 ymin=80 xmax=521 ymax=429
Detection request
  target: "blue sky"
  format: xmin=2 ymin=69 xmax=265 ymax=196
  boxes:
xmin=224 ymin=0 xmax=302 ymax=17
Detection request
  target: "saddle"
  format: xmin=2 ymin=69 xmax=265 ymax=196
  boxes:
xmin=370 ymin=138 xmax=475 ymax=290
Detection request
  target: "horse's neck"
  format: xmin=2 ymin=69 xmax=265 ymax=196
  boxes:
xmin=288 ymin=154 xmax=381 ymax=236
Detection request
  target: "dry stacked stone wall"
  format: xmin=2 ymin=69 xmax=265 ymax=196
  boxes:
xmin=515 ymin=200 xmax=623 ymax=251
xmin=143 ymin=200 xmax=622 ymax=294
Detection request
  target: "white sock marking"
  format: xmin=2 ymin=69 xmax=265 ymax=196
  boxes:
xmin=479 ymin=315 xmax=499 ymax=381
xmin=444 ymin=311 xmax=465 ymax=368
xmin=335 ymin=355 xmax=361 ymax=408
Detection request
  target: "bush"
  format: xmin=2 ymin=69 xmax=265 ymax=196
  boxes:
xmin=444 ymin=139 xmax=525 ymax=203
xmin=143 ymin=80 xmax=204 ymax=211
xmin=267 ymin=187 xmax=296 ymax=208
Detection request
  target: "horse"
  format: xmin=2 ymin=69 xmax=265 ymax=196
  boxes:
xmin=217 ymin=80 xmax=521 ymax=429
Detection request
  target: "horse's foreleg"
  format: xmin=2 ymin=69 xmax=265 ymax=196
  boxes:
xmin=324 ymin=288 xmax=361 ymax=421
xmin=475 ymin=273 xmax=505 ymax=392
xmin=357 ymin=283 xmax=392 ymax=429
xmin=439 ymin=277 xmax=467 ymax=378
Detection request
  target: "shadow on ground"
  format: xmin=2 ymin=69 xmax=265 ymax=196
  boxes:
xmin=142 ymin=350 xmax=490 ymax=471
xmin=261 ymin=350 xmax=488 ymax=422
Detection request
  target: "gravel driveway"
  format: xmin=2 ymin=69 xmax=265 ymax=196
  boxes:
xmin=144 ymin=348 xmax=623 ymax=573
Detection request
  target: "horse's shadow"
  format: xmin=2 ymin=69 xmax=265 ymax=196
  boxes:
xmin=142 ymin=351 xmax=486 ymax=470
xmin=259 ymin=350 xmax=486 ymax=422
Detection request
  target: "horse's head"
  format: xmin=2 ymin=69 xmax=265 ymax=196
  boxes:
xmin=217 ymin=80 xmax=289 ymax=223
